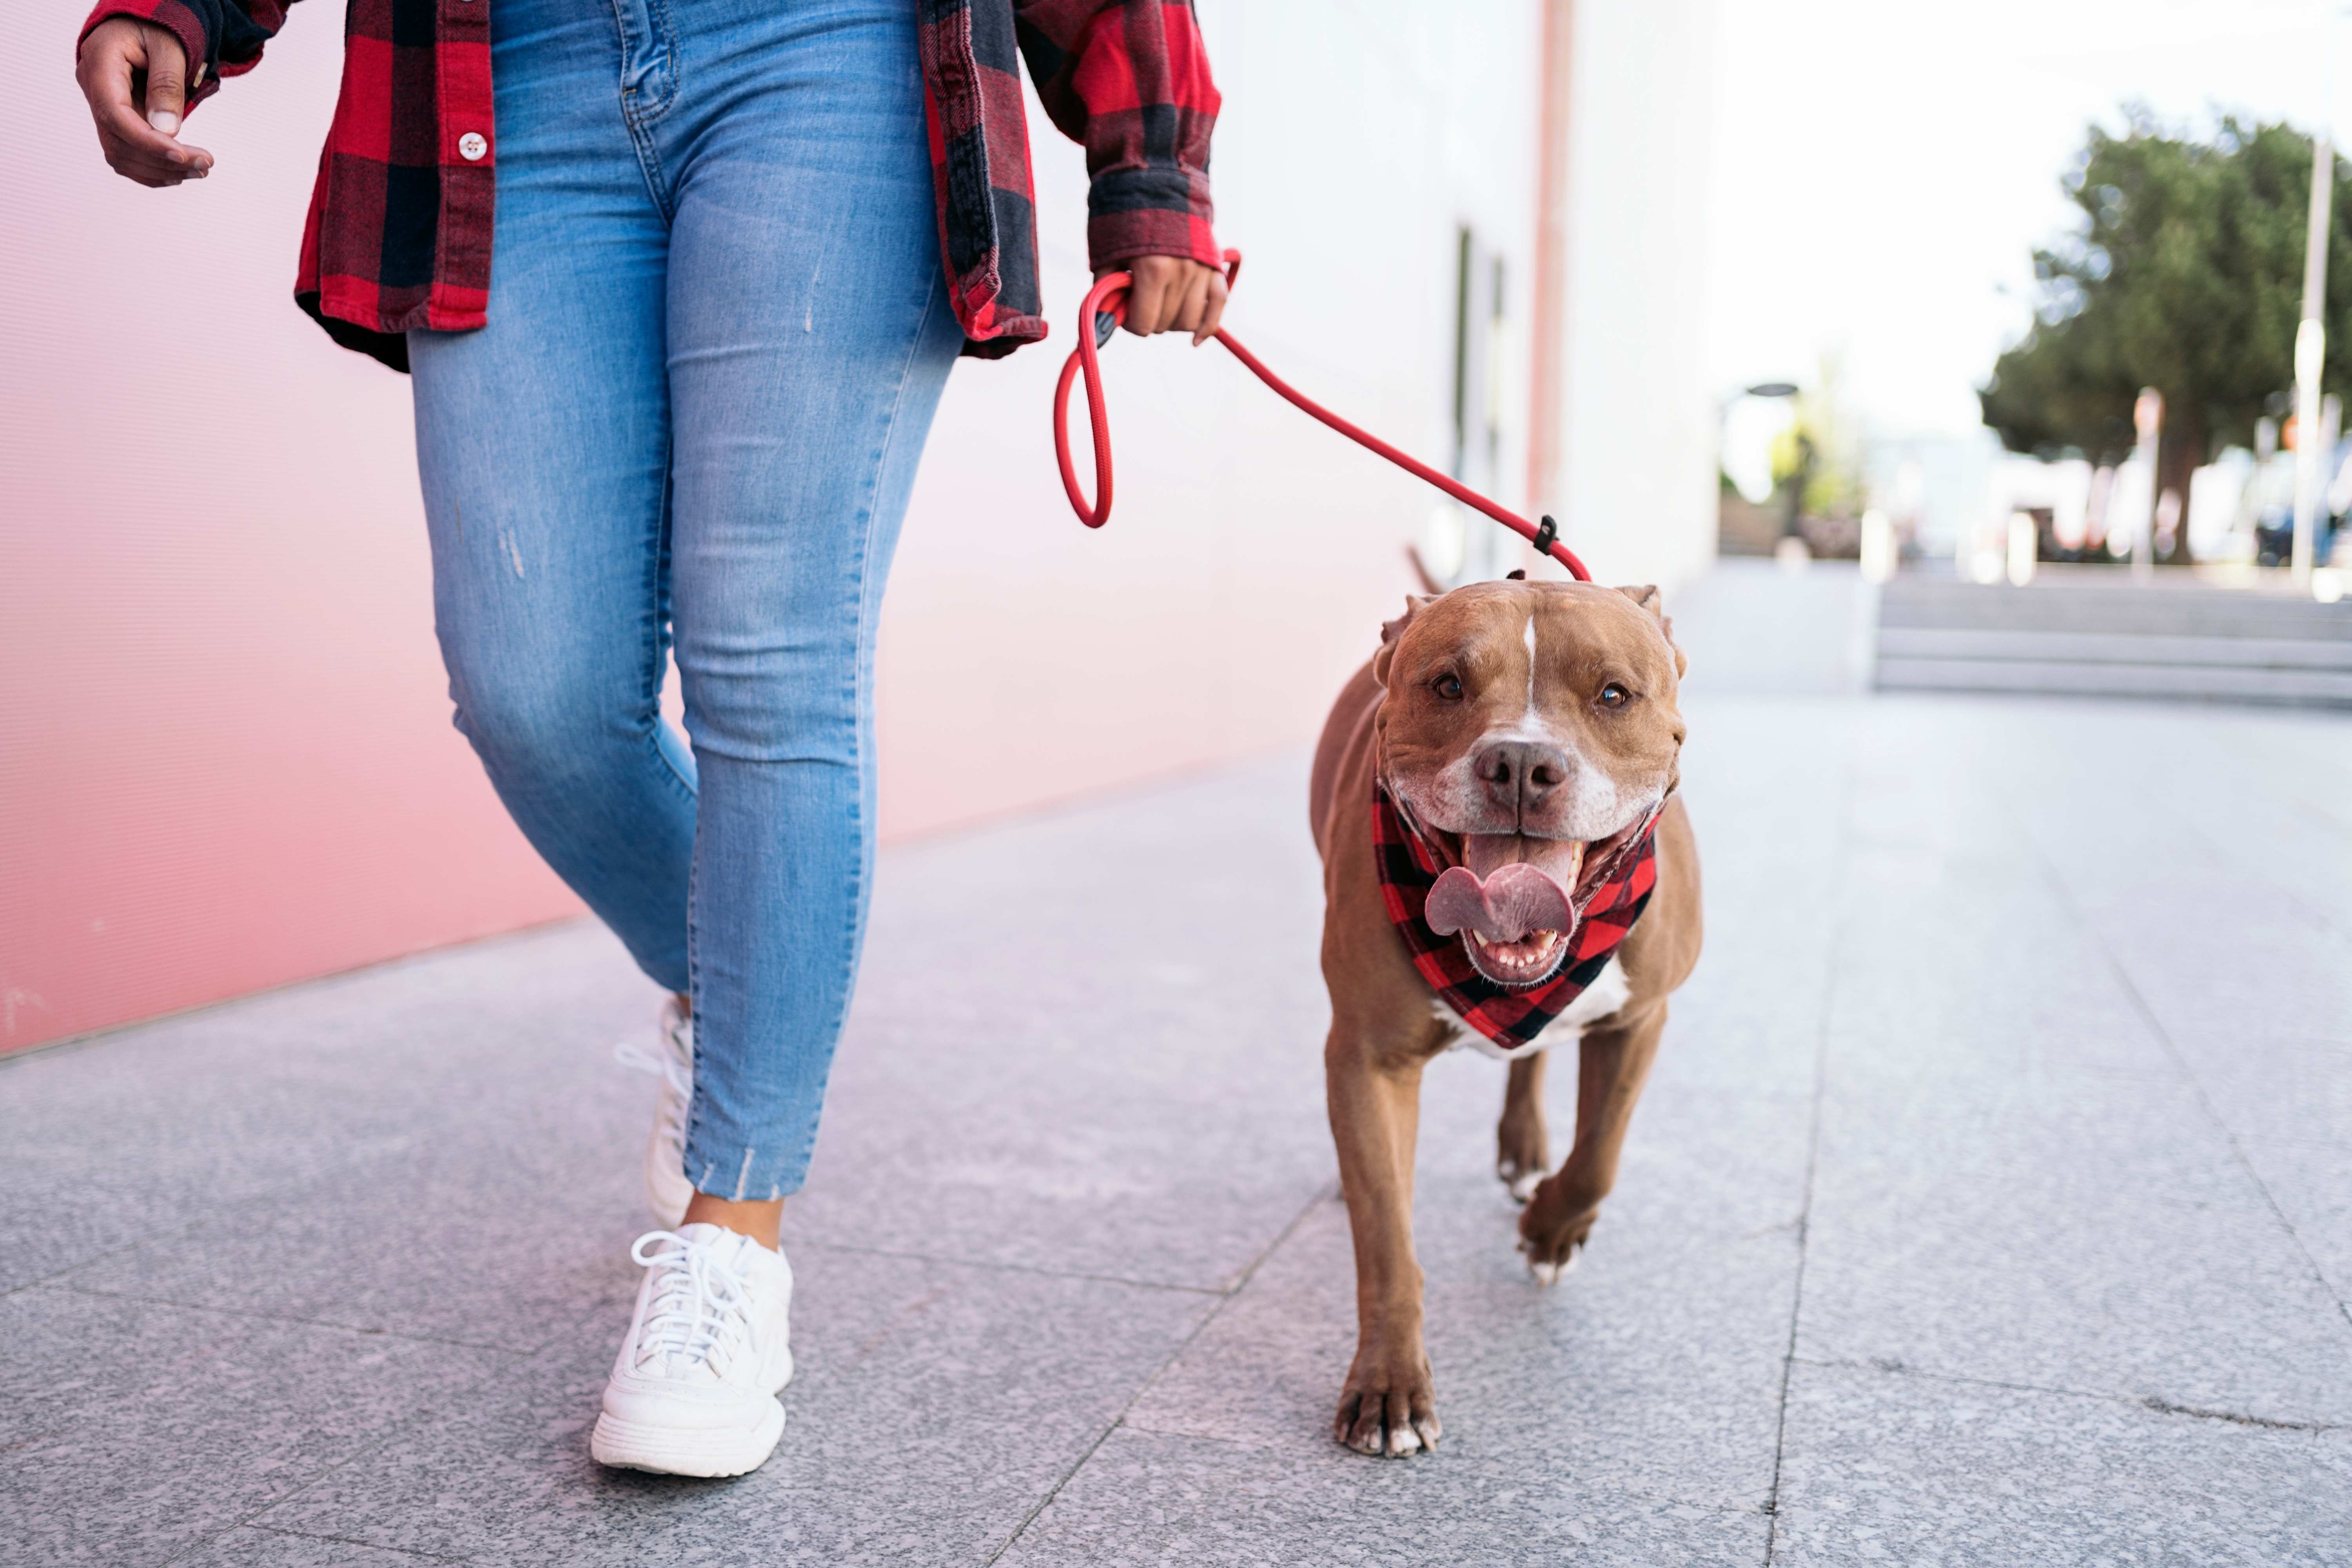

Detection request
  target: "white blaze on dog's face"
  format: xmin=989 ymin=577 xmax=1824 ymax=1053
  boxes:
xmin=1372 ymin=580 xmax=1686 ymax=989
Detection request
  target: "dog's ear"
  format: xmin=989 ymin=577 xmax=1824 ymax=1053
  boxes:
xmin=1371 ymin=594 xmax=1437 ymax=688
xmin=1615 ymin=584 xmax=1688 ymax=679
xmin=1403 ymin=543 xmax=1446 ymax=596
xmin=1381 ymin=595 xmax=1434 ymax=645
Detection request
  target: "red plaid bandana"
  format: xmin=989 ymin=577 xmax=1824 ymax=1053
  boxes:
xmin=1372 ymin=784 xmax=1660 ymax=1053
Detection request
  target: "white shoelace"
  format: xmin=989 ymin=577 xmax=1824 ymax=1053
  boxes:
xmin=629 ymin=1230 xmax=755 ymax=1376
xmin=613 ymin=1039 xmax=690 ymax=1155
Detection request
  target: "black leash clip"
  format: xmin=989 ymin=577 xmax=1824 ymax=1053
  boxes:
xmin=1532 ymin=514 xmax=1559 ymax=556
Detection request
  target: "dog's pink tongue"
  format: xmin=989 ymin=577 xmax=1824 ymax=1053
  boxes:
xmin=1426 ymin=864 xmax=1573 ymax=943
xmin=1462 ymin=834 xmax=1586 ymax=887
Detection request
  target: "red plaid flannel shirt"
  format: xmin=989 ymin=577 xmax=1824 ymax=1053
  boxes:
xmin=1372 ymin=784 xmax=1661 ymax=1054
xmin=79 ymin=0 xmax=1221 ymax=371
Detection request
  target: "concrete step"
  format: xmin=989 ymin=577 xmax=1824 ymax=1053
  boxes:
xmin=1877 ymin=628 xmax=2352 ymax=671
xmin=1879 ymin=577 xmax=2352 ymax=641
xmin=1876 ymin=656 xmax=2352 ymax=706
xmin=1872 ymin=574 xmax=2352 ymax=708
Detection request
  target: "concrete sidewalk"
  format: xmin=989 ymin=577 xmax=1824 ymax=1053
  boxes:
xmin=6 ymin=578 xmax=2351 ymax=1565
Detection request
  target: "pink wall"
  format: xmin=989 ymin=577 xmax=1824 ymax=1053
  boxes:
xmin=2 ymin=11 xmax=579 ymax=1051
xmin=3 ymin=2 xmax=1542 ymax=1051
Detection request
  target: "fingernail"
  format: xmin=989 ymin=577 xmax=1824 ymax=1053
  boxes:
xmin=148 ymin=110 xmax=181 ymax=136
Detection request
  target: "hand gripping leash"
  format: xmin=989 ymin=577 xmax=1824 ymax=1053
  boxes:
xmin=1053 ymin=249 xmax=1591 ymax=582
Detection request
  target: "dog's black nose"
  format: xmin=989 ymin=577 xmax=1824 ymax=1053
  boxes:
xmin=1474 ymin=739 xmax=1570 ymax=817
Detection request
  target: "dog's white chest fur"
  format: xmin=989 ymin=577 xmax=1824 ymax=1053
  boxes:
xmin=1430 ymin=956 xmax=1631 ymax=1062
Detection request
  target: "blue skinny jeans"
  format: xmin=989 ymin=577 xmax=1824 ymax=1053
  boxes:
xmin=408 ymin=0 xmax=962 ymax=1199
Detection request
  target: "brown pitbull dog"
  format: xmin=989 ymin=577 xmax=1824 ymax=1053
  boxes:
xmin=1308 ymin=577 xmax=1702 ymax=1457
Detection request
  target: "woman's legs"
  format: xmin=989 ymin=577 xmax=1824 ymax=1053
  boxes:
xmin=414 ymin=0 xmax=959 ymax=1214
xmin=653 ymin=0 xmax=962 ymax=1203
xmin=408 ymin=0 xmax=692 ymax=997
xmin=408 ymin=0 xmax=958 ymax=1479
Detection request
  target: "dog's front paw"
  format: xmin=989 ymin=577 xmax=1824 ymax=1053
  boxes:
xmin=1517 ymin=1235 xmax=1582 ymax=1286
xmin=1333 ymin=1347 xmax=1441 ymax=1458
xmin=1517 ymin=1184 xmax=1600 ymax=1286
xmin=1496 ymin=1102 xmax=1549 ymax=1207
xmin=1499 ymin=1164 xmax=1544 ymax=1206
xmin=1496 ymin=1140 xmax=1547 ymax=1208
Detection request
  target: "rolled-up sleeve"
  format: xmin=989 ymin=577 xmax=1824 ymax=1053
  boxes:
xmin=78 ymin=0 xmax=292 ymax=112
xmin=1014 ymin=0 xmax=1221 ymax=271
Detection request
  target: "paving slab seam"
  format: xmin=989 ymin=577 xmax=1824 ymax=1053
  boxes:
xmin=2198 ymin=731 xmax=2352 ymax=942
xmin=1760 ymin=731 xmax=1856 ymax=1568
xmin=241 ymin=1523 xmax=480 ymax=1564
xmin=2135 ymin=1394 xmax=2343 ymax=1433
xmin=1104 ymin=1417 xmax=1781 ymax=1519
xmin=29 ymin=1280 xmax=550 ymax=1359
xmin=791 ymin=1236 xmax=1234 ymax=1297
xmin=2005 ymin=790 xmax=2352 ymax=1333
xmin=981 ymin=1179 xmax=1340 ymax=1566
xmin=1487 ymin=1481 xmax=1769 ymax=1524
xmin=0 ymin=1424 xmax=71 ymax=1459
xmin=5 ymin=1119 xmax=470 ymax=1307
xmin=2174 ymin=737 xmax=2352 ymax=937
xmin=0 ymin=1236 xmax=156 ymax=1300
xmin=1789 ymin=1355 xmax=2345 ymax=1434
xmin=154 ymin=1404 xmax=482 ymax=1568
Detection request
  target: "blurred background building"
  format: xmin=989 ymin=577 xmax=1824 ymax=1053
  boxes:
xmin=0 ymin=0 xmax=1720 ymax=1051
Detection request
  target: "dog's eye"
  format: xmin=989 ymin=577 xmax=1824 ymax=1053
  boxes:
xmin=1432 ymin=673 xmax=1464 ymax=702
xmin=1598 ymin=682 xmax=1632 ymax=709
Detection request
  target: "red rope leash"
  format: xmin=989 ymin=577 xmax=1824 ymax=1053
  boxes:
xmin=1053 ymin=249 xmax=1591 ymax=583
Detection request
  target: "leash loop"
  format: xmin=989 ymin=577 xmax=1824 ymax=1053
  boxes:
xmin=1052 ymin=249 xmax=1591 ymax=581
xmin=1054 ymin=268 xmax=1127 ymax=529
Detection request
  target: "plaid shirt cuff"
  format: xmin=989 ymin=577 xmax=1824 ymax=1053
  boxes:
xmin=1087 ymin=174 xmax=1221 ymax=272
xmin=80 ymin=2 xmax=218 ymax=109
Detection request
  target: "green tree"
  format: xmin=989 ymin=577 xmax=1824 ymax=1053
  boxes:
xmin=1980 ymin=109 xmax=2352 ymax=558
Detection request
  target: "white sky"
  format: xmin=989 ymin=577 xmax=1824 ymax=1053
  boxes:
xmin=1706 ymin=0 xmax=2350 ymax=439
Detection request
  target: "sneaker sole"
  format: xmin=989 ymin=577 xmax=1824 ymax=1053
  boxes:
xmin=590 ymin=1401 xmax=785 ymax=1478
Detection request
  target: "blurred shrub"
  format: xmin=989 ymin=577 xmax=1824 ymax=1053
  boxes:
xmin=1980 ymin=109 xmax=2347 ymax=558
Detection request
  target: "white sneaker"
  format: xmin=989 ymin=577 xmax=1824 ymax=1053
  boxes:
xmin=614 ymin=999 xmax=694 ymax=1228
xmin=590 ymin=1224 xmax=795 ymax=1477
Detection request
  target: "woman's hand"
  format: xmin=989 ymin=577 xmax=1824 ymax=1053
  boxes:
xmin=1104 ymin=255 xmax=1229 ymax=346
xmin=76 ymin=17 xmax=213 ymax=187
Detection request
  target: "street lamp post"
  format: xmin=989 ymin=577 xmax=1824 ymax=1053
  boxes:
xmin=2294 ymin=1 xmax=2350 ymax=587
xmin=2294 ymin=144 xmax=2332 ymax=587
xmin=2132 ymin=387 xmax=2163 ymax=582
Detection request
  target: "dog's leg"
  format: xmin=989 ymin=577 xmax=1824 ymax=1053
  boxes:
xmin=1496 ymin=1052 xmax=1550 ymax=1205
xmin=1518 ymin=1004 xmax=1666 ymax=1283
xmin=1326 ymin=1024 xmax=1443 ymax=1457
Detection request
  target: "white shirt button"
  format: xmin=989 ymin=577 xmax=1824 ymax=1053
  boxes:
xmin=457 ymin=132 xmax=488 ymax=162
